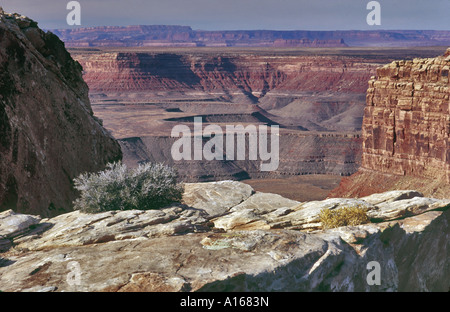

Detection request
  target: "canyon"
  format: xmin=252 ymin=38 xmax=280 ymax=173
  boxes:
xmin=68 ymin=46 xmax=448 ymax=201
xmin=70 ymin=48 xmax=377 ymax=191
xmin=0 ymin=10 xmax=448 ymax=293
xmin=2 ymin=11 xmax=446 ymax=212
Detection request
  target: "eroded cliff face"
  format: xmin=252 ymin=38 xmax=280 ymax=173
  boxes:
xmin=330 ymin=49 xmax=450 ymax=198
xmin=74 ymin=51 xmax=379 ymax=97
xmin=71 ymin=50 xmax=378 ymax=181
xmin=71 ymin=49 xmax=447 ymax=184
xmin=0 ymin=12 xmax=122 ymax=216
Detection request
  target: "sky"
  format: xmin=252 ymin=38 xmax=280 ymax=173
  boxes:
xmin=1 ymin=0 xmax=449 ymax=31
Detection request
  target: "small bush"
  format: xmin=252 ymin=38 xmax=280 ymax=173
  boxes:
xmin=73 ymin=161 xmax=183 ymax=213
xmin=319 ymin=205 xmax=370 ymax=229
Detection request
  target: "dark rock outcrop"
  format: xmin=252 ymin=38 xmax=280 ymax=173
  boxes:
xmin=0 ymin=12 xmax=122 ymax=216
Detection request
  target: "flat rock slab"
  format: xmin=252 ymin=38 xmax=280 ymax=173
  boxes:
xmin=2 ymin=209 xmax=448 ymax=292
xmin=0 ymin=210 xmax=41 ymax=241
xmin=182 ymin=181 xmax=254 ymax=218
xmin=361 ymin=190 xmax=424 ymax=205
xmin=1 ymin=186 xmax=449 ymax=292
xmin=368 ymin=197 xmax=450 ymax=221
xmin=12 ymin=205 xmax=211 ymax=251
xmin=212 ymin=189 xmax=450 ymax=232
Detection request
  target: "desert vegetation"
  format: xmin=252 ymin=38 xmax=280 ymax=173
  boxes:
xmin=73 ymin=162 xmax=183 ymax=213
xmin=319 ymin=206 xmax=370 ymax=229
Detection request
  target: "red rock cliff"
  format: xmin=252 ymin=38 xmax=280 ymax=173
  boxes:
xmin=0 ymin=12 xmax=122 ymax=216
xmin=330 ymin=48 xmax=450 ymax=198
xmin=74 ymin=51 xmax=381 ymax=96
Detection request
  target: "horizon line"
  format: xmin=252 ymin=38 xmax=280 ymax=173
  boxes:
xmin=46 ymin=24 xmax=450 ymax=32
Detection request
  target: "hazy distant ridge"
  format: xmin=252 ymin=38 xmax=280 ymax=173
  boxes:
xmin=50 ymin=25 xmax=450 ymax=47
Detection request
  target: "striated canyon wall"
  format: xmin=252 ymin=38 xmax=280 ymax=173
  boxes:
xmin=0 ymin=12 xmax=122 ymax=216
xmin=71 ymin=50 xmax=385 ymax=181
xmin=71 ymin=48 xmax=448 ymax=184
xmin=73 ymin=50 xmax=387 ymax=133
xmin=330 ymin=48 xmax=450 ymax=199
xmin=119 ymin=132 xmax=362 ymax=182
xmin=74 ymin=51 xmax=380 ymax=96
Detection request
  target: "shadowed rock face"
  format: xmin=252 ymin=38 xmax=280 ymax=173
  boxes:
xmin=330 ymin=48 xmax=450 ymax=199
xmin=0 ymin=181 xmax=448 ymax=292
xmin=0 ymin=12 xmax=122 ymax=216
xmin=118 ymin=132 xmax=363 ymax=182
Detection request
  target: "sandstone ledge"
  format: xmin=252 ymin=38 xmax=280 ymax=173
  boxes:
xmin=0 ymin=181 xmax=448 ymax=292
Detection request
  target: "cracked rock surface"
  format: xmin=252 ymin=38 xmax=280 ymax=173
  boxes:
xmin=0 ymin=181 xmax=449 ymax=292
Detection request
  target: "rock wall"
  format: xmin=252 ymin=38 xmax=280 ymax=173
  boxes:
xmin=73 ymin=51 xmax=380 ymax=96
xmin=119 ymin=132 xmax=362 ymax=182
xmin=330 ymin=48 xmax=450 ymax=198
xmin=0 ymin=12 xmax=122 ymax=216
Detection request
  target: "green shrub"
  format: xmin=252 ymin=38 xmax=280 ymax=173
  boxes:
xmin=73 ymin=161 xmax=183 ymax=213
xmin=319 ymin=205 xmax=370 ymax=229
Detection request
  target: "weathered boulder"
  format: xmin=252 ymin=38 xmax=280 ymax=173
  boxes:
xmin=0 ymin=209 xmax=41 ymax=239
xmin=0 ymin=182 xmax=448 ymax=292
xmin=182 ymin=180 xmax=254 ymax=218
xmin=0 ymin=209 xmax=41 ymax=252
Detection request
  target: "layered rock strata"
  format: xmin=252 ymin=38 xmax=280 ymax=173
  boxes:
xmin=119 ymin=132 xmax=362 ymax=182
xmin=69 ymin=50 xmax=384 ymax=181
xmin=0 ymin=13 xmax=122 ymax=216
xmin=331 ymin=49 xmax=450 ymax=198
xmin=73 ymin=51 xmax=383 ymax=97
xmin=364 ymin=49 xmax=450 ymax=180
xmin=0 ymin=181 xmax=448 ymax=292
